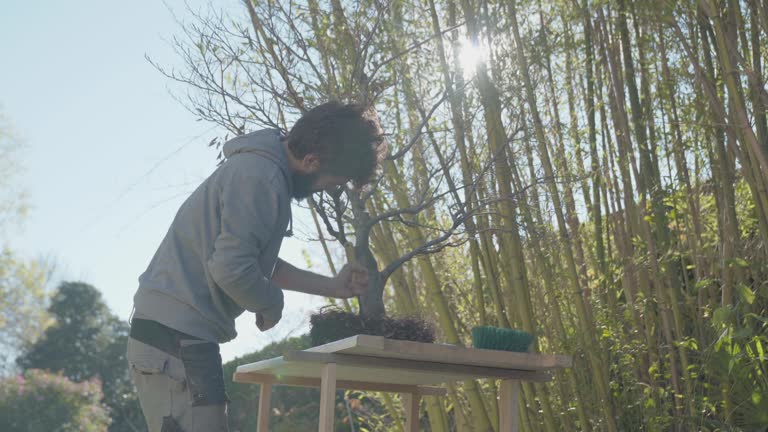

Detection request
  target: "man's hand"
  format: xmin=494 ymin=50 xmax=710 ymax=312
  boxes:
xmin=327 ymin=263 xmax=369 ymax=298
xmin=256 ymin=306 xmax=282 ymax=331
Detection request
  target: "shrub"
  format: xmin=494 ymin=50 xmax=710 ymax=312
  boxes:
xmin=0 ymin=369 xmax=111 ymax=432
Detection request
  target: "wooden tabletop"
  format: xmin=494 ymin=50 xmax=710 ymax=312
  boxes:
xmin=233 ymin=335 xmax=572 ymax=390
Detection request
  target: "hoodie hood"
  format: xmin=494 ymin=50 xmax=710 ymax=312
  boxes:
xmin=222 ymin=128 xmax=293 ymax=192
xmin=222 ymin=128 xmax=284 ymax=159
xmin=222 ymin=128 xmax=295 ymax=237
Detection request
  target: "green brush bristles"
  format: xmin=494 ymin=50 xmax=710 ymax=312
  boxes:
xmin=471 ymin=326 xmax=534 ymax=352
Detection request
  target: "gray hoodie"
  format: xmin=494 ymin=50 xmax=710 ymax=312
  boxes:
xmin=132 ymin=129 xmax=292 ymax=343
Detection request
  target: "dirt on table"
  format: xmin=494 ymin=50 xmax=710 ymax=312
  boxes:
xmin=309 ymin=309 xmax=436 ymax=347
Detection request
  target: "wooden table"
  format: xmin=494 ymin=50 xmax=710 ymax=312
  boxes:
xmin=233 ymin=335 xmax=572 ymax=432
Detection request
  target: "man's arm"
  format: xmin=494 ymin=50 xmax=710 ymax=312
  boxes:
xmin=207 ymin=168 xmax=284 ymax=330
xmin=272 ymin=258 xmax=368 ymax=299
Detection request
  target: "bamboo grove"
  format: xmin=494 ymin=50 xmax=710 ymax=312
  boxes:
xmin=162 ymin=0 xmax=768 ymax=429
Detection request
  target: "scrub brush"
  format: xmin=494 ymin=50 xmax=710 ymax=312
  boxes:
xmin=471 ymin=326 xmax=534 ymax=352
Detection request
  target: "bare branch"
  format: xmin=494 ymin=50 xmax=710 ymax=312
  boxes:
xmin=367 ymin=20 xmax=467 ymax=82
xmin=387 ymin=81 xmax=471 ymax=161
xmin=380 ymin=172 xmax=546 ymax=280
xmin=379 ymin=207 xmax=471 ymax=280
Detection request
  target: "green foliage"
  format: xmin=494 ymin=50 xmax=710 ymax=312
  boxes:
xmin=0 ymin=111 xmax=48 ymax=376
xmin=590 ymin=177 xmax=768 ymax=430
xmin=16 ymin=281 xmax=144 ymax=432
xmin=707 ymin=305 xmax=768 ymax=429
xmin=0 ymin=249 xmax=51 ymax=375
xmin=0 ymin=369 xmax=111 ymax=432
xmin=18 ymin=282 xmax=111 ymax=380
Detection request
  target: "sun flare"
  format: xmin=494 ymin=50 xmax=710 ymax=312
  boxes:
xmin=458 ymin=38 xmax=489 ymax=77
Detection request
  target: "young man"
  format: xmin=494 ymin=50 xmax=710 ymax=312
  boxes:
xmin=126 ymin=102 xmax=387 ymax=432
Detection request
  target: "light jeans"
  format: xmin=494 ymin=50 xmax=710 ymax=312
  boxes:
xmin=126 ymin=337 xmax=229 ymax=432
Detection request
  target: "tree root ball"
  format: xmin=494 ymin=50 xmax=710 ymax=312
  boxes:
xmin=309 ymin=309 xmax=436 ymax=347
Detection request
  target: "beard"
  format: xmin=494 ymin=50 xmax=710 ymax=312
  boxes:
xmin=292 ymin=172 xmax=319 ymax=200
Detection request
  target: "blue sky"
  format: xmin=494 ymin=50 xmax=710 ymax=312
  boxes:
xmin=1 ymin=0 xmax=331 ymax=361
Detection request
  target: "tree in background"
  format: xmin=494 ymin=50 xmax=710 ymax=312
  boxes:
xmin=0 ymin=110 xmax=28 ymax=228
xmin=0 ymin=111 xmax=52 ymax=375
xmin=0 ymin=369 xmax=110 ymax=432
xmin=16 ymin=282 xmax=145 ymax=432
xmin=0 ymin=250 xmax=51 ymax=375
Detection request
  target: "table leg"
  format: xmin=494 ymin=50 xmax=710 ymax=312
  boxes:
xmin=499 ymin=379 xmax=520 ymax=432
xmin=402 ymin=393 xmax=421 ymax=432
xmin=257 ymin=382 xmax=272 ymax=432
xmin=319 ymin=363 xmax=337 ymax=432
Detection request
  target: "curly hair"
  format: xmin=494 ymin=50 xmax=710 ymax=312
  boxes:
xmin=286 ymin=102 xmax=388 ymax=185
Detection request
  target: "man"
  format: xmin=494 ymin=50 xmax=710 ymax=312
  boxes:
xmin=126 ymin=102 xmax=387 ymax=432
